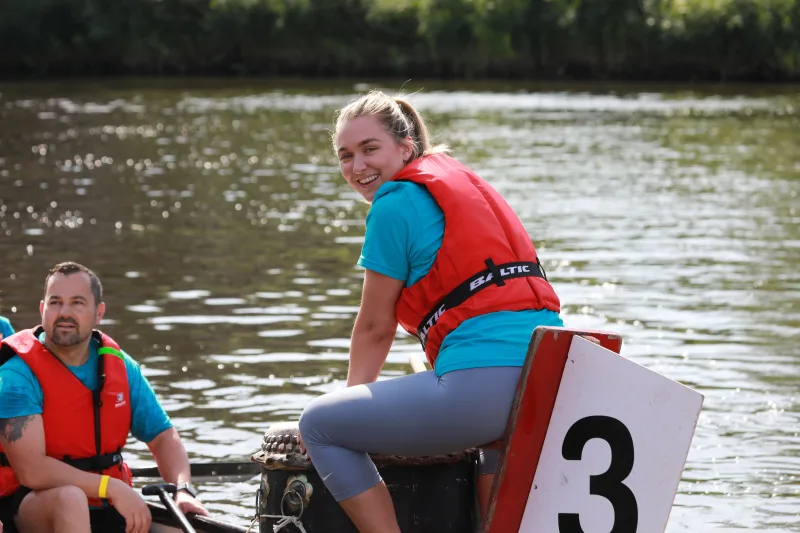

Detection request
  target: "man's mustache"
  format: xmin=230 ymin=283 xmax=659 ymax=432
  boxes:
xmin=55 ymin=318 xmax=78 ymax=327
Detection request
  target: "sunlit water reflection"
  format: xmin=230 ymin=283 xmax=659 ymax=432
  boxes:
xmin=0 ymin=80 xmax=798 ymax=531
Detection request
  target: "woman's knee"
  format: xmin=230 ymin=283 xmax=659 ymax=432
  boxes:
xmin=298 ymin=395 xmax=333 ymax=445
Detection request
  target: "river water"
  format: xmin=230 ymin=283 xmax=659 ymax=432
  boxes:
xmin=0 ymin=79 xmax=797 ymax=531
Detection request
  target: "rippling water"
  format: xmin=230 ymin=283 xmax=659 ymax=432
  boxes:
xmin=0 ymin=79 xmax=798 ymax=531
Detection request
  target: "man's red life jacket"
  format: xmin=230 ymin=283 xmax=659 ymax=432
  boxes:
xmin=0 ymin=328 xmax=133 ymax=504
xmin=391 ymin=153 xmax=561 ymax=367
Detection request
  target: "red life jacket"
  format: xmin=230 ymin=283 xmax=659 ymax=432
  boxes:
xmin=391 ymin=153 xmax=561 ymax=368
xmin=0 ymin=328 xmax=133 ymax=505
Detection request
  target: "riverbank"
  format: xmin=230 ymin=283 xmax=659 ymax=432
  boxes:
xmin=1 ymin=0 xmax=799 ymax=82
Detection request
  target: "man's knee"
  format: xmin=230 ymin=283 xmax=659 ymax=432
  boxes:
xmin=19 ymin=485 xmax=88 ymax=516
xmin=16 ymin=485 xmax=89 ymax=531
xmin=50 ymin=486 xmax=88 ymax=508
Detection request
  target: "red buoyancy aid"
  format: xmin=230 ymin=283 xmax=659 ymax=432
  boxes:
xmin=392 ymin=153 xmax=561 ymax=367
xmin=0 ymin=328 xmax=133 ymax=504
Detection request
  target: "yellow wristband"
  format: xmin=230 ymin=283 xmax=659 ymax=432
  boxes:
xmin=98 ymin=475 xmax=110 ymax=499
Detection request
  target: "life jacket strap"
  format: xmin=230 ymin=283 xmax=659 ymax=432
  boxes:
xmin=415 ymin=259 xmax=548 ymax=348
xmin=61 ymin=452 xmax=124 ymax=473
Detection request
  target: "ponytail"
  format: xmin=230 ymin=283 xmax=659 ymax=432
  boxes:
xmin=395 ymin=97 xmax=449 ymax=159
xmin=334 ymin=90 xmax=449 ymax=162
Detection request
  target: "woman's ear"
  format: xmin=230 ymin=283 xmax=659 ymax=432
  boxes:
xmin=403 ymin=137 xmax=414 ymax=162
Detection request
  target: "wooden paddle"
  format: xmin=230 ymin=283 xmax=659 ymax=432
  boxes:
xmin=131 ymin=461 xmax=262 ymax=482
xmin=409 ymin=353 xmax=428 ymax=373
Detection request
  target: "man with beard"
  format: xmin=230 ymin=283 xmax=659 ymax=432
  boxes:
xmin=0 ymin=262 xmax=209 ymax=533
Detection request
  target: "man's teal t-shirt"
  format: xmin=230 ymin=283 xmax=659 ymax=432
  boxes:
xmin=358 ymin=180 xmax=564 ymax=376
xmin=0 ymin=333 xmax=172 ymax=443
xmin=0 ymin=316 xmax=14 ymax=339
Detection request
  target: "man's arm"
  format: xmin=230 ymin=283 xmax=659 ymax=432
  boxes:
xmin=0 ymin=362 xmax=104 ymax=493
xmin=146 ymin=427 xmax=191 ymax=485
xmin=147 ymin=427 xmax=209 ymax=515
xmin=126 ymin=350 xmax=209 ymax=516
xmin=0 ymin=414 xmax=108 ymax=494
xmin=0 ymin=411 xmax=152 ymax=531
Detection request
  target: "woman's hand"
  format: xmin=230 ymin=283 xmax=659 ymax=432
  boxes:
xmin=297 ymin=432 xmax=308 ymax=457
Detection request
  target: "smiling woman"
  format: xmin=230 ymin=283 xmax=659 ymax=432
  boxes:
xmin=298 ymin=90 xmax=564 ymax=533
xmin=334 ymin=94 xmax=449 ymax=204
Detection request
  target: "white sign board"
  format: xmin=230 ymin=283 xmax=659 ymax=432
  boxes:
xmin=519 ymin=336 xmax=703 ymax=533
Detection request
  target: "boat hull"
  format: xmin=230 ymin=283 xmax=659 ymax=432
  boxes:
xmin=148 ymin=502 xmax=249 ymax=533
xmin=255 ymin=445 xmax=479 ymax=533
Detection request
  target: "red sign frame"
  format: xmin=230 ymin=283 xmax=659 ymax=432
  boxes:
xmin=482 ymin=326 xmax=623 ymax=533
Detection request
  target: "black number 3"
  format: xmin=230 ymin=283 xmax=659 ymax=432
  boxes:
xmin=558 ymin=415 xmax=638 ymax=533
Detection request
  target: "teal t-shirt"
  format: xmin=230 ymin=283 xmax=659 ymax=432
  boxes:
xmin=0 ymin=316 xmax=14 ymax=339
xmin=358 ymin=180 xmax=564 ymax=376
xmin=0 ymin=333 xmax=172 ymax=443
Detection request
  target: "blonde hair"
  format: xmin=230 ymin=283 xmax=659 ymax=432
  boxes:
xmin=333 ymin=90 xmax=449 ymax=161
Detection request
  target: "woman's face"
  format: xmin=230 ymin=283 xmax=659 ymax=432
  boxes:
xmin=335 ymin=115 xmax=412 ymax=203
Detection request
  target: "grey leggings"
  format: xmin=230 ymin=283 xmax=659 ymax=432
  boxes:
xmin=297 ymin=366 xmax=522 ymax=502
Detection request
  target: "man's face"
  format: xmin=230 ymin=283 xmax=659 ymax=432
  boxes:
xmin=40 ymin=273 xmax=104 ymax=347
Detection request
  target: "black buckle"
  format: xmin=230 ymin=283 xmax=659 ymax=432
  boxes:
xmin=62 ymin=452 xmax=123 ymax=472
